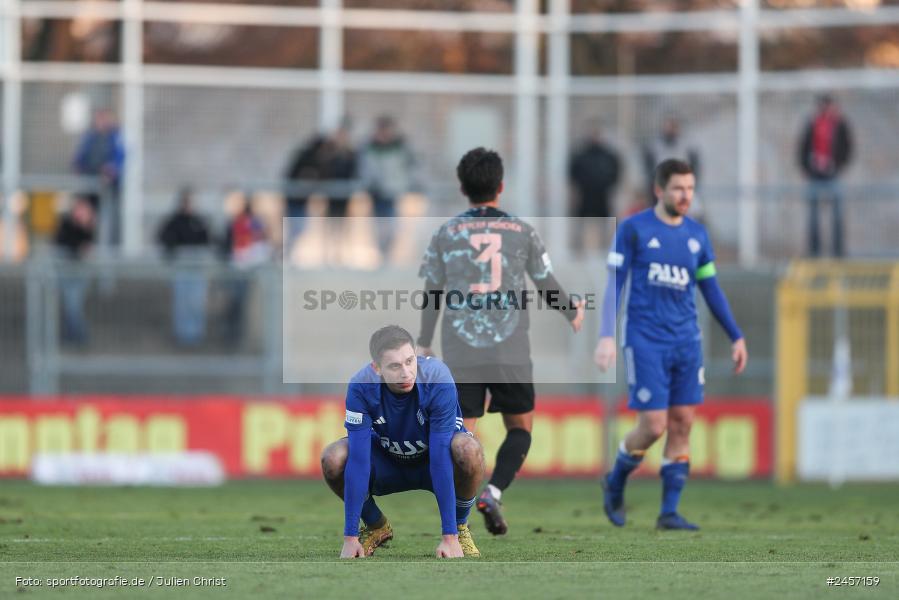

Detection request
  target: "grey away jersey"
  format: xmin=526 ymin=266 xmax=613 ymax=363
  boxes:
xmin=419 ymin=206 xmax=554 ymax=368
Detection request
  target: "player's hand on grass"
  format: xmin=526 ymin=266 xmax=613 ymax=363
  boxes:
xmin=416 ymin=345 xmax=435 ymax=357
xmin=731 ymin=338 xmax=748 ymax=375
xmin=570 ymin=299 xmax=585 ymax=333
xmin=435 ymin=535 xmax=464 ymax=558
xmin=594 ymin=337 xmax=616 ymax=372
xmin=340 ymin=537 xmax=366 ymax=559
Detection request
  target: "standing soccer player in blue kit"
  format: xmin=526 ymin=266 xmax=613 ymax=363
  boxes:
xmin=320 ymin=325 xmax=486 ymax=558
xmin=594 ymin=159 xmax=748 ymax=530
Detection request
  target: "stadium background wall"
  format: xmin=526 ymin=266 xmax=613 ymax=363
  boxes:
xmin=0 ymin=397 xmax=771 ymax=479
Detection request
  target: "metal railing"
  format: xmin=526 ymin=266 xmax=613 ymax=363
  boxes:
xmin=8 ymin=177 xmax=899 ymax=265
xmin=2 ymin=256 xmax=780 ymax=397
xmin=23 ymin=257 xmax=284 ymax=395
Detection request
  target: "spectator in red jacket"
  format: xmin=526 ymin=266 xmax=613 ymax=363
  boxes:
xmin=798 ymin=95 xmax=853 ymax=257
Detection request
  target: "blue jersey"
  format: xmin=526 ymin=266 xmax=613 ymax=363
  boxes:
xmin=608 ymin=209 xmax=715 ymax=346
xmin=344 ymin=356 xmax=463 ymax=465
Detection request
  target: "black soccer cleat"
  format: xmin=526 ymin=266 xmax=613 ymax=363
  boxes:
xmin=601 ymin=474 xmax=626 ymax=527
xmin=476 ymin=489 xmax=508 ymax=536
xmin=656 ymin=512 xmax=700 ymax=531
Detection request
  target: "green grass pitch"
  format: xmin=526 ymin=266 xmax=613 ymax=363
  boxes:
xmin=2 ymin=480 xmax=897 ymax=598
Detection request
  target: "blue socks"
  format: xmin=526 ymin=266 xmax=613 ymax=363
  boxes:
xmin=361 ymin=495 xmax=383 ymax=527
xmin=608 ymin=440 xmax=691 ymax=516
xmin=608 ymin=442 xmax=645 ymax=491
xmin=660 ymin=460 xmax=690 ymax=515
xmin=456 ymin=496 xmax=476 ymax=526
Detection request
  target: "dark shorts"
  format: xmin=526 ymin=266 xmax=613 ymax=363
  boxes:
xmin=451 ymin=364 xmax=535 ymax=419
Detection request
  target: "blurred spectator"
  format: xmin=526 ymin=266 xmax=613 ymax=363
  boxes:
xmin=798 ymin=94 xmax=853 ymax=258
xmin=221 ymin=199 xmax=271 ymax=345
xmin=54 ymin=197 xmax=96 ymax=345
xmin=320 ymin=119 xmax=358 ymax=218
xmin=284 ymin=133 xmax=324 ymax=239
xmin=157 ymin=188 xmax=211 ymax=346
xmin=642 ymin=115 xmax=700 ymax=208
xmin=359 ymin=115 xmax=423 ymax=256
xmin=283 ymin=120 xmax=359 ymax=257
xmin=569 ymin=120 xmax=621 ymax=254
xmin=72 ymin=108 xmax=125 ymax=247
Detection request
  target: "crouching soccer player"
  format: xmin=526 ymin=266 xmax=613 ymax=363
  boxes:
xmin=594 ymin=159 xmax=748 ymax=530
xmin=321 ymin=325 xmax=486 ymax=558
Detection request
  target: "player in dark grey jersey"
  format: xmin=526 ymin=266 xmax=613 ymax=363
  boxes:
xmin=417 ymin=148 xmax=584 ymax=535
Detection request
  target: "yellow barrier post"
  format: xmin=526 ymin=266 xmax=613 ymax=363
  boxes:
xmin=777 ymin=260 xmax=899 ymax=483
xmin=887 ymin=264 xmax=899 ymax=398
xmin=775 ymin=263 xmax=807 ymax=484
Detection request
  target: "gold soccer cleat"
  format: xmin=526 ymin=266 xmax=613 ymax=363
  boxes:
xmin=359 ymin=518 xmax=394 ymax=556
xmin=457 ymin=523 xmax=481 ymax=557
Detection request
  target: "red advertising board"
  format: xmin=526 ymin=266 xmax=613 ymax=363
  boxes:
xmin=0 ymin=396 xmax=771 ymax=479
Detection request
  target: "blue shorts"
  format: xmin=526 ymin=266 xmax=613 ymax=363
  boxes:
xmin=623 ymin=339 xmax=704 ymax=411
xmin=368 ymin=430 xmax=472 ymax=497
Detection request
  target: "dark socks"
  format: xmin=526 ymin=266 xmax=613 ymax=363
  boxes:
xmin=489 ymin=428 xmax=532 ymax=491
xmin=360 ymin=495 xmax=383 ymax=527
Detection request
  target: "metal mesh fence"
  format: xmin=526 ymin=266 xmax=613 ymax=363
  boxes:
xmin=16 ymin=260 xmax=286 ymax=395
xmin=569 ymin=91 xmax=740 ymax=214
xmin=58 ymin=264 xmax=267 ymax=355
xmin=143 ymin=85 xmax=319 ymax=190
xmin=21 ymin=82 xmax=122 ymax=176
xmin=0 ymin=267 xmax=28 ymax=393
xmin=807 ymin=308 xmax=890 ymax=397
xmin=342 ymin=91 xmax=517 ymax=211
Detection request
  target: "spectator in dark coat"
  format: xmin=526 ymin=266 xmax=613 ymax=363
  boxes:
xmin=55 ymin=196 xmax=96 ymax=344
xmin=157 ymin=188 xmax=212 ymax=345
xmin=569 ymin=120 xmax=621 ymax=254
xmin=798 ymin=94 xmax=853 ymax=257
xmin=283 ymin=119 xmax=358 ymax=252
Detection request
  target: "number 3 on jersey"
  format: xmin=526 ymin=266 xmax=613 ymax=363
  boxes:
xmin=469 ymin=233 xmax=502 ymax=293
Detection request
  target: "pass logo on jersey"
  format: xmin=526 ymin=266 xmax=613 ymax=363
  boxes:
xmin=379 ymin=436 xmax=428 ymax=459
xmin=648 ymin=262 xmax=690 ymax=290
